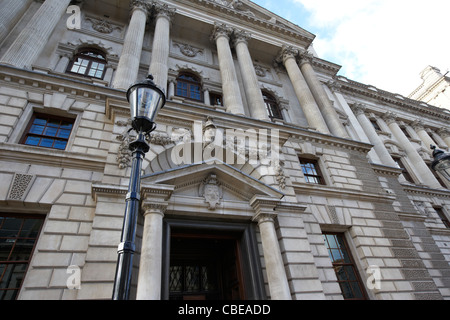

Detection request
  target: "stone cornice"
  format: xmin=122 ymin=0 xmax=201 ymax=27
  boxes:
xmin=336 ymin=75 xmax=450 ymax=122
xmin=171 ymin=0 xmax=315 ymax=47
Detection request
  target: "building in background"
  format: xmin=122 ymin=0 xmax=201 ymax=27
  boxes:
xmin=409 ymin=65 xmax=450 ymax=110
xmin=0 ymin=0 xmax=449 ymax=300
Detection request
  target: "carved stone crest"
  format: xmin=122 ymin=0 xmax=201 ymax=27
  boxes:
xmin=199 ymin=174 xmax=223 ymax=210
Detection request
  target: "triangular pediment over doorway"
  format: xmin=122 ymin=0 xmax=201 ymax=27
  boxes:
xmin=141 ymin=160 xmax=285 ymax=218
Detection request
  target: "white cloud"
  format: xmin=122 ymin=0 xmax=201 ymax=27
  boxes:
xmin=293 ymin=0 xmax=450 ymax=95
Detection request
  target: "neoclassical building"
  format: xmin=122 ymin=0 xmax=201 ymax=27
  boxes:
xmin=0 ymin=0 xmax=450 ymax=301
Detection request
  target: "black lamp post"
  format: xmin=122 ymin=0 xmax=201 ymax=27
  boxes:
xmin=112 ymin=75 xmax=166 ymax=300
xmin=431 ymin=145 xmax=450 ymax=182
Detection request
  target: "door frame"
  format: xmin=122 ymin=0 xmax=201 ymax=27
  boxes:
xmin=161 ymin=218 xmax=266 ymax=300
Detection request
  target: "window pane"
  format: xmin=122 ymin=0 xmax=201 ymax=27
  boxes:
xmin=39 ymin=138 xmax=54 ymax=148
xmin=29 ymin=125 xmax=44 ymax=135
xmin=25 ymin=136 xmax=40 ymax=146
xmin=53 ymin=140 xmax=67 ymax=150
xmin=43 ymin=126 xmax=58 ymax=137
xmin=57 ymin=129 xmax=71 ymax=139
xmin=33 ymin=118 xmax=47 ymax=126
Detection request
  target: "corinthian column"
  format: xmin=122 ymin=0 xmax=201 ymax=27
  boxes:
xmin=212 ymin=23 xmax=245 ymax=116
xmin=148 ymin=3 xmax=176 ymax=93
xmin=411 ymin=120 xmax=436 ymax=153
xmin=299 ymin=52 xmax=349 ymax=138
xmin=112 ymin=0 xmax=149 ymax=90
xmin=136 ymin=185 xmax=174 ymax=300
xmin=352 ymin=104 xmax=397 ymax=167
xmin=276 ymin=46 xmax=329 ymax=134
xmin=383 ymin=112 xmax=442 ymax=189
xmin=250 ymin=196 xmax=291 ymax=300
xmin=0 ymin=0 xmax=71 ymax=69
xmin=233 ymin=30 xmax=269 ymax=121
xmin=0 ymin=0 xmax=33 ymax=43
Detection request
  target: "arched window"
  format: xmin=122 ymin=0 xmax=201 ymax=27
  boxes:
xmin=67 ymin=49 xmax=107 ymax=79
xmin=176 ymin=73 xmax=203 ymax=102
xmin=263 ymin=91 xmax=283 ymax=121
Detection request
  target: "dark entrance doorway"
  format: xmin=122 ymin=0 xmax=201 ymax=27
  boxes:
xmin=169 ymin=234 xmax=244 ymax=300
xmin=162 ymin=219 xmax=266 ymax=300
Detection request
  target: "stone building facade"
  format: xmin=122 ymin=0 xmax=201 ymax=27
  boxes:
xmin=0 ymin=0 xmax=449 ymax=300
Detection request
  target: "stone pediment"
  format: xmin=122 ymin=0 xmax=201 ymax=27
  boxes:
xmin=141 ymin=161 xmax=285 ymax=207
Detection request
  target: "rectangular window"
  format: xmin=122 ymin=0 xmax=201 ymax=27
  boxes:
xmin=370 ymin=119 xmax=381 ymax=131
xmin=0 ymin=214 xmax=45 ymax=300
xmin=299 ymin=158 xmax=325 ymax=185
xmin=435 ymin=207 xmax=450 ymax=229
xmin=323 ymin=232 xmax=368 ymax=300
xmin=21 ymin=113 xmax=74 ymax=150
xmin=392 ymin=156 xmax=415 ymax=184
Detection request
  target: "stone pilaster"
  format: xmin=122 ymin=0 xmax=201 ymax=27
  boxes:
xmin=383 ymin=112 xmax=442 ymax=189
xmin=233 ymin=30 xmax=268 ymax=121
xmin=437 ymin=128 xmax=450 ymax=148
xmin=276 ymin=46 xmax=329 ymax=134
xmin=136 ymin=185 xmax=174 ymax=300
xmin=299 ymin=51 xmax=349 ymax=138
xmin=0 ymin=0 xmax=71 ymax=69
xmin=148 ymin=3 xmax=176 ymax=93
xmin=250 ymin=196 xmax=291 ymax=300
xmin=212 ymin=23 xmax=245 ymax=116
xmin=112 ymin=0 xmax=149 ymax=90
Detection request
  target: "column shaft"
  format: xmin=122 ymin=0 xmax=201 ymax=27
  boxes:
xmin=234 ymin=32 xmax=268 ymax=120
xmin=299 ymin=55 xmax=348 ymax=138
xmin=283 ymin=53 xmax=329 ymax=134
xmin=112 ymin=3 xmax=148 ymax=90
xmin=212 ymin=24 xmax=245 ymax=116
xmin=385 ymin=113 xmax=442 ymax=189
xmin=149 ymin=5 xmax=175 ymax=93
xmin=353 ymin=104 xmax=396 ymax=167
xmin=136 ymin=208 xmax=165 ymax=300
xmin=257 ymin=216 xmax=291 ymax=300
xmin=412 ymin=120 xmax=436 ymax=153
xmin=0 ymin=0 xmax=71 ymax=68
xmin=0 ymin=0 xmax=33 ymax=43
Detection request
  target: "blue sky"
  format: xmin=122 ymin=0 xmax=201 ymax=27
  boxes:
xmin=250 ymin=0 xmax=450 ymax=97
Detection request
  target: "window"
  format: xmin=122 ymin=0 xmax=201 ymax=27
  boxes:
xmin=21 ymin=113 xmax=74 ymax=150
xmin=263 ymin=92 xmax=283 ymax=121
xmin=67 ymin=49 xmax=107 ymax=79
xmin=299 ymin=158 xmax=325 ymax=185
xmin=176 ymin=73 xmax=203 ymax=102
xmin=0 ymin=214 xmax=45 ymax=300
xmin=323 ymin=232 xmax=368 ymax=300
xmin=401 ymin=126 xmax=411 ymax=139
xmin=210 ymin=92 xmax=223 ymax=106
xmin=392 ymin=156 xmax=415 ymax=184
xmin=434 ymin=207 xmax=450 ymax=229
xmin=370 ymin=119 xmax=381 ymax=131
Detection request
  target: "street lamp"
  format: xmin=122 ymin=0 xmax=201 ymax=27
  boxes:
xmin=112 ymin=75 xmax=166 ymax=300
xmin=431 ymin=145 xmax=450 ymax=182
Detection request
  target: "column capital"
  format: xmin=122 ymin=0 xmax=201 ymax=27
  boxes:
xmin=211 ymin=23 xmax=233 ymax=42
xmin=411 ymin=119 xmax=425 ymax=131
xmin=250 ymin=195 xmax=280 ymax=223
xmin=438 ymin=127 xmax=450 ymax=139
xmin=382 ymin=111 xmax=398 ymax=125
xmin=131 ymin=0 xmax=150 ymax=14
xmin=141 ymin=184 xmax=174 ymax=216
xmin=275 ymin=45 xmax=299 ymax=65
xmin=233 ymin=29 xmax=252 ymax=46
xmin=152 ymin=2 xmax=176 ymax=21
xmin=351 ymin=103 xmax=368 ymax=116
xmin=298 ymin=50 xmax=314 ymax=67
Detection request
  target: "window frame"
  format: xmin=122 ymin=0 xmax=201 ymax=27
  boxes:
xmin=0 ymin=213 xmax=45 ymax=300
xmin=66 ymin=48 xmax=107 ymax=80
xmin=299 ymin=157 xmax=326 ymax=185
xmin=262 ymin=91 xmax=283 ymax=121
xmin=323 ymin=232 xmax=369 ymax=300
xmin=392 ymin=156 xmax=415 ymax=184
xmin=20 ymin=113 xmax=75 ymax=151
xmin=175 ymin=73 xmax=204 ymax=102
